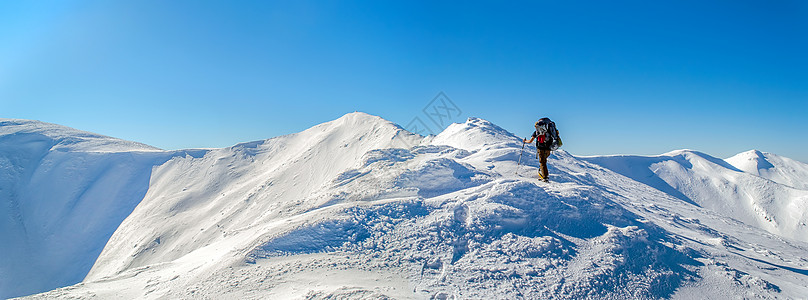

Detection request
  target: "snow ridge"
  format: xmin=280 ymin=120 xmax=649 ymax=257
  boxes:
xmin=0 ymin=118 xmax=161 ymax=152
xmin=3 ymin=113 xmax=808 ymax=299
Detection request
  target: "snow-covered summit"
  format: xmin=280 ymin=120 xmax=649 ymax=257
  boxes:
xmin=726 ymin=150 xmax=774 ymax=173
xmin=4 ymin=113 xmax=808 ymax=299
xmin=726 ymin=150 xmax=808 ymax=190
xmin=431 ymin=117 xmax=521 ymax=151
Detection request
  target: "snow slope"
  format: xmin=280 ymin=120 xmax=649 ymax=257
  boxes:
xmin=5 ymin=113 xmax=808 ymax=299
xmin=84 ymin=112 xmax=421 ymax=279
xmin=580 ymin=150 xmax=808 ymax=241
xmin=0 ymin=119 xmax=203 ymax=299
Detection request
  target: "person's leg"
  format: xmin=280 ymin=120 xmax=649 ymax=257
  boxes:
xmin=539 ymin=149 xmax=550 ymax=181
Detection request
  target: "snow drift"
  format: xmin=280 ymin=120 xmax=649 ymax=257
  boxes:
xmin=2 ymin=113 xmax=807 ymax=299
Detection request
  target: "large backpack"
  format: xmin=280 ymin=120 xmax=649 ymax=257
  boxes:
xmin=535 ymin=118 xmax=562 ymax=150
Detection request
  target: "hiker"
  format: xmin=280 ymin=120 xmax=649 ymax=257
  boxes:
xmin=523 ymin=117 xmax=561 ymax=182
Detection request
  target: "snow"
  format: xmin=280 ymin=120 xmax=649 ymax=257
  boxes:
xmin=0 ymin=119 xmax=201 ymax=298
xmin=580 ymin=150 xmax=808 ymax=241
xmin=726 ymin=150 xmax=808 ymax=190
xmin=3 ymin=113 xmax=808 ymax=299
xmin=0 ymin=118 xmax=160 ymax=153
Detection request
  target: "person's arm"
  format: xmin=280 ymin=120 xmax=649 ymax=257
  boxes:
xmin=524 ymin=131 xmax=536 ymax=144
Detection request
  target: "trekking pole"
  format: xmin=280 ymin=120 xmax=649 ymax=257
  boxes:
xmin=516 ymin=138 xmax=526 ymax=175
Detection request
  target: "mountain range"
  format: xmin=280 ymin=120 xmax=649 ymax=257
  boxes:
xmin=1 ymin=113 xmax=806 ymax=299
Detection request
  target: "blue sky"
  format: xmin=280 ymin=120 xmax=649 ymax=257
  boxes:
xmin=1 ymin=1 xmax=806 ymax=161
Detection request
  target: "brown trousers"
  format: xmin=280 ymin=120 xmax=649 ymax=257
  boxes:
xmin=538 ymin=149 xmax=551 ymax=180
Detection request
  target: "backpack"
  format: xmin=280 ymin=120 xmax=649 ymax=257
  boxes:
xmin=535 ymin=118 xmax=562 ymax=150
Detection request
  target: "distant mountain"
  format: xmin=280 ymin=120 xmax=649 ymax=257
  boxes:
xmin=3 ymin=113 xmax=807 ymax=299
xmin=580 ymin=150 xmax=808 ymax=241
xmin=726 ymin=150 xmax=808 ymax=190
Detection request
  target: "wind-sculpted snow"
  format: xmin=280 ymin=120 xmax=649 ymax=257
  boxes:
xmin=9 ymin=113 xmax=808 ymax=299
xmin=247 ymin=175 xmax=701 ymax=298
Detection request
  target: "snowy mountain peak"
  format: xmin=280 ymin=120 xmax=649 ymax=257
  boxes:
xmin=314 ymin=111 xmax=399 ymax=131
xmin=229 ymin=111 xmax=418 ymax=151
xmin=291 ymin=111 xmax=420 ymax=148
xmin=726 ymin=149 xmax=808 ymax=190
xmin=725 ymin=150 xmax=775 ymax=174
xmin=0 ymin=118 xmax=160 ymax=152
xmin=431 ymin=117 xmax=521 ymax=151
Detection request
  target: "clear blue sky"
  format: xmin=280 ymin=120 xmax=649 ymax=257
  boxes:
xmin=1 ymin=1 xmax=806 ymax=161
